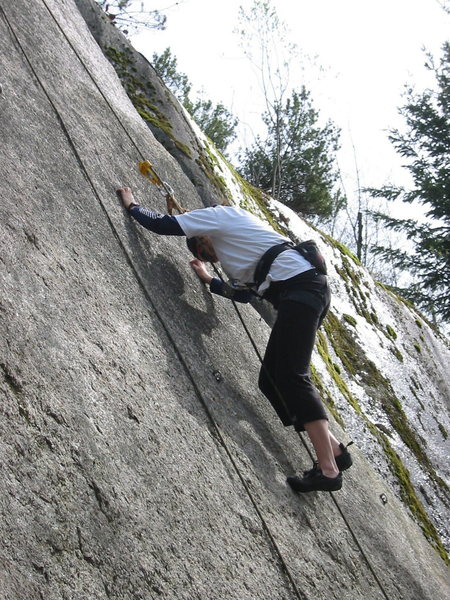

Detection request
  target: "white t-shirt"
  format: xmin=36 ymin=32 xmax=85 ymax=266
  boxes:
xmin=175 ymin=205 xmax=312 ymax=291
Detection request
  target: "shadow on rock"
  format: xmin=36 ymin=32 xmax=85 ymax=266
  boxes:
xmin=121 ymin=214 xmax=298 ymax=498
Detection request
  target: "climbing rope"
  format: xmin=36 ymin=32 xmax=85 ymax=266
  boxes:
xmin=2 ymin=3 xmax=391 ymax=599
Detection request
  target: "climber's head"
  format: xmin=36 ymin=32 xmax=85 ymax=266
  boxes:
xmin=186 ymin=236 xmax=218 ymax=263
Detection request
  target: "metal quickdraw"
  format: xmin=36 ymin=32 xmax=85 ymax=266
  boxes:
xmin=138 ymin=160 xmax=186 ymax=215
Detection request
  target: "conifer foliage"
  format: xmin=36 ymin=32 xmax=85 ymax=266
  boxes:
xmin=235 ymin=0 xmax=345 ymax=223
xmin=238 ymin=87 xmax=344 ymax=221
xmin=369 ymin=43 xmax=450 ymax=323
xmin=152 ymin=48 xmax=238 ymax=154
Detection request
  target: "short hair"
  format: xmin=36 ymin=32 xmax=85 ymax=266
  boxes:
xmin=186 ymin=237 xmax=200 ymax=258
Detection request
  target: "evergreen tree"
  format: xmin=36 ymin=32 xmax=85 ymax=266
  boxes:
xmin=235 ymin=1 xmax=344 ymax=221
xmin=239 ymin=87 xmax=345 ymax=220
xmin=369 ymin=43 xmax=450 ymax=322
xmin=152 ymin=48 xmax=192 ymax=104
xmin=187 ymin=98 xmax=238 ymax=154
xmin=152 ymin=48 xmax=238 ymax=154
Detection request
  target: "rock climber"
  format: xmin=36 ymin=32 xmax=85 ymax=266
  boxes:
xmin=117 ymin=186 xmax=352 ymax=492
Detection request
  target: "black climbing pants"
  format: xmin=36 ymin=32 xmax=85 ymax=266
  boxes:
xmin=258 ymin=272 xmax=330 ymax=431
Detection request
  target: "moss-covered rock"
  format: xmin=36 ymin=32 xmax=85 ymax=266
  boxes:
xmin=321 ymin=311 xmax=449 ymax=558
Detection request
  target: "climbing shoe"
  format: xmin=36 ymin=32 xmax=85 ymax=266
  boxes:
xmin=287 ymin=470 xmax=342 ymax=493
xmin=303 ymin=442 xmax=353 ymax=478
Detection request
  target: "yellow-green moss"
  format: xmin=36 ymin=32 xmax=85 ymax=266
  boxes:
xmin=195 ymin=152 xmax=231 ymax=204
xmin=335 ymin=256 xmax=362 ymax=288
xmin=343 ymin=314 xmax=357 ymax=327
xmin=315 ymin=329 xmax=363 ymax=418
xmin=105 ymin=46 xmax=192 ymax=158
xmin=322 ymin=234 xmax=361 ymax=265
xmin=232 ymin=171 xmax=291 ymax=237
xmin=310 ymin=364 xmax=345 ymax=428
xmin=438 ymin=422 xmax=448 ymax=440
xmin=376 ymin=281 xmax=414 ymax=309
xmin=317 ymin=318 xmax=448 ymax=559
xmin=322 ymin=310 xmax=449 ymax=560
xmin=386 ymin=325 xmax=397 ymax=340
xmin=389 ymin=346 xmax=404 ymax=362
xmin=378 ymin=433 xmax=449 ymax=565
xmin=333 ymin=257 xmax=383 ymax=330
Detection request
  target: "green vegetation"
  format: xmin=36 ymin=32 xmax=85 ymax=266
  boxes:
xmin=236 ymin=1 xmax=345 ymax=223
xmin=105 ymin=47 xmax=192 ymax=158
xmin=385 ymin=325 xmax=403 ymax=361
xmin=389 ymin=346 xmax=404 ymax=362
xmin=195 ymin=140 xmax=233 ymax=203
xmin=104 ymin=33 xmax=448 ymax=562
xmin=239 ymin=87 xmax=344 ymax=221
xmin=322 ymin=234 xmax=361 ymax=265
xmin=318 ymin=310 xmax=449 ymax=562
xmin=152 ymin=47 xmax=238 ymax=154
xmin=310 ymin=363 xmax=345 ymax=428
xmin=334 ymin=259 xmax=363 ymax=305
xmin=378 ymin=433 xmax=449 ymax=564
xmin=324 ymin=313 xmax=429 ymax=467
xmin=386 ymin=325 xmax=397 ymax=339
xmin=368 ymin=43 xmax=450 ymax=323
xmin=104 ymin=46 xmax=241 ymax=203
xmin=376 ymin=281 xmax=417 ymax=314
xmin=438 ymin=422 xmax=448 ymax=440
xmin=315 ymin=329 xmax=363 ymax=418
xmin=343 ymin=314 xmax=357 ymax=327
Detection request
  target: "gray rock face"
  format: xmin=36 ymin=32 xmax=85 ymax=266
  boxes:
xmin=74 ymin=0 xmax=229 ymax=209
xmin=0 ymin=1 xmax=449 ymax=599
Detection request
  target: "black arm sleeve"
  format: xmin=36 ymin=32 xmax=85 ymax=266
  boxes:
xmin=129 ymin=205 xmax=185 ymax=235
xmin=209 ymin=278 xmax=253 ymax=303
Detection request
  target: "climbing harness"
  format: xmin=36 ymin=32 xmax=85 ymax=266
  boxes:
xmin=3 ymin=3 xmax=392 ymax=598
xmin=254 ymin=239 xmax=327 ymax=289
xmin=139 ymin=159 xmax=186 ymax=215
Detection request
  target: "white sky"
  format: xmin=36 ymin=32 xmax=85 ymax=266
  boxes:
xmin=131 ymin=0 xmax=449 ymax=201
